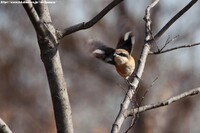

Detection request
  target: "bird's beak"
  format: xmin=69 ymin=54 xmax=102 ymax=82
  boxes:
xmin=113 ymin=53 xmax=117 ymax=57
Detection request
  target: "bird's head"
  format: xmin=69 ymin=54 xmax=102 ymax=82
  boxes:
xmin=113 ymin=49 xmax=130 ymax=65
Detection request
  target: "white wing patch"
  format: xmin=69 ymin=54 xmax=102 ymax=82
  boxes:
xmin=131 ymin=36 xmax=135 ymax=45
xmin=92 ymin=49 xmax=105 ymax=55
xmin=124 ymin=31 xmax=135 ymax=45
xmin=124 ymin=31 xmax=132 ymax=41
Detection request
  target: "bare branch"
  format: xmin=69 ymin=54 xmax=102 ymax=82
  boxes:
xmin=57 ymin=0 xmax=124 ymax=39
xmin=154 ymin=0 xmax=198 ymax=41
xmin=149 ymin=42 xmax=200 ymax=55
xmin=111 ymin=1 xmax=160 ymax=133
xmin=126 ymin=87 xmax=200 ymax=116
xmin=0 ymin=118 xmax=13 ymax=133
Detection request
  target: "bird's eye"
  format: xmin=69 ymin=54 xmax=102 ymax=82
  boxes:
xmin=118 ymin=53 xmax=128 ymax=58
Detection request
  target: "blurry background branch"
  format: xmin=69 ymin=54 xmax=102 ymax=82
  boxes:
xmin=0 ymin=118 xmax=13 ymax=133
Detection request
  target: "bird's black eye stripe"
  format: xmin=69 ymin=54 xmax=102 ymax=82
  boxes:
xmin=118 ymin=53 xmax=128 ymax=58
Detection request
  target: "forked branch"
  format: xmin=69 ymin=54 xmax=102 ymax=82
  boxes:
xmin=21 ymin=0 xmax=43 ymax=33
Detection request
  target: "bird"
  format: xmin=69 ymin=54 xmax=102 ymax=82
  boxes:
xmin=89 ymin=31 xmax=135 ymax=80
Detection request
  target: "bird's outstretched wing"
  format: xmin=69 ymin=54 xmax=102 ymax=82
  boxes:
xmin=116 ymin=31 xmax=135 ymax=55
xmin=88 ymin=40 xmax=116 ymax=65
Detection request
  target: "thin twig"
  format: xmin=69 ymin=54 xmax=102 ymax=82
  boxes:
xmin=140 ymin=75 xmax=159 ymax=104
xmin=153 ymin=0 xmax=198 ymax=41
xmin=125 ymin=114 xmax=138 ymax=133
xmin=126 ymin=87 xmax=200 ymax=116
xmin=57 ymin=0 xmax=124 ymax=39
xmin=159 ymin=35 xmax=179 ymax=52
xmin=150 ymin=42 xmax=200 ymax=55
xmin=118 ymin=84 xmax=134 ymax=103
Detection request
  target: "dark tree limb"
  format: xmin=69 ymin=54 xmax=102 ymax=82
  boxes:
xmin=153 ymin=0 xmax=198 ymax=41
xmin=56 ymin=0 xmax=124 ymax=39
xmin=126 ymin=87 xmax=200 ymax=116
xmin=0 ymin=118 xmax=13 ymax=133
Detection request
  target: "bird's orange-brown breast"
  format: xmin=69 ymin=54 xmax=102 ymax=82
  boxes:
xmin=115 ymin=56 xmax=135 ymax=79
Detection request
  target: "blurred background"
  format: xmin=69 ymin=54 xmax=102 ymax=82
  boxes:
xmin=0 ymin=0 xmax=200 ymax=133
